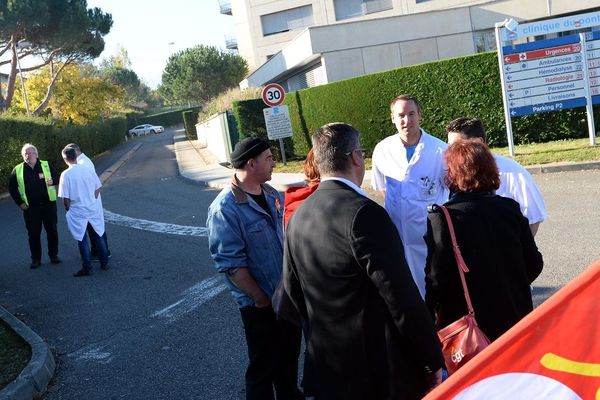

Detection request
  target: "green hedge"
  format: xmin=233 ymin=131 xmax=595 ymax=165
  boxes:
xmin=182 ymin=111 xmax=198 ymax=140
xmin=137 ymin=107 xmax=201 ymax=128
xmin=1 ymin=116 xmax=126 ymax=193
xmin=234 ymin=52 xmax=596 ymax=158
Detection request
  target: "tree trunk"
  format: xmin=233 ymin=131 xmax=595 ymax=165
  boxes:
xmin=32 ymin=61 xmax=69 ymax=116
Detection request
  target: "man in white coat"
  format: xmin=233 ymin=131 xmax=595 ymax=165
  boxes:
xmin=58 ymin=146 xmax=109 ymax=277
xmin=372 ymin=94 xmax=448 ymax=298
xmin=445 ymin=117 xmax=546 ymax=236
xmin=66 ymin=143 xmax=111 ymax=258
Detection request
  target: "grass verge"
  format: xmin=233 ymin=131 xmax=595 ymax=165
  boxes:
xmin=0 ymin=319 xmax=31 ymax=388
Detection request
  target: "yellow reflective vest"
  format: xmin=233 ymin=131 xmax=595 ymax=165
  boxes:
xmin=15 ymin=160 xmax=57 ymax=206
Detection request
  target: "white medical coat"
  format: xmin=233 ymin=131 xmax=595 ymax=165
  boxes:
xmin=495 ymin=154 xmax=546 ymax=224
xmin=58 ymin=164 xmax=104 ymax=241
xmin=372 ymin=130 xmax=448 ymax=297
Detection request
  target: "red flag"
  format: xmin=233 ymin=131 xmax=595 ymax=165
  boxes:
xmin=425 ymin=260 xmax=600 ymax=399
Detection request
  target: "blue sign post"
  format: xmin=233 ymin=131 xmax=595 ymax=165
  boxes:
xmin=495 ymin=11 xmax=600 ymax=155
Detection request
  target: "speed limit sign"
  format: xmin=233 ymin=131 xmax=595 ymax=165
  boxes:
xmin=262 ymin=83 xmax=286 ymax=107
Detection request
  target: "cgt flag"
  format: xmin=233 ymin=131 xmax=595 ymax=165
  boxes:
xmin=425 ymin=260 xmax=600 ymax=399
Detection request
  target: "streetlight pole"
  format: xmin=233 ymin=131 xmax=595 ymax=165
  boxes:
xmin=16 ymin=41 xmax=31 ymax=116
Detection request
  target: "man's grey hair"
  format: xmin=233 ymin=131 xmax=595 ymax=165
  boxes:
xmin=61 ymin=146 xmax=78 ymax=162
xmin=312 ymin=123 xmax=360 ymax=175
xmin=21 ymin=143 xmax=38 ymax=156
xmin=66 ymin=143 xmax=81 ymax=152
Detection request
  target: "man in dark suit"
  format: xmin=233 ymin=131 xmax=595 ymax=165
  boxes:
xmin=284 ymin=123 xmax=444 ymax=400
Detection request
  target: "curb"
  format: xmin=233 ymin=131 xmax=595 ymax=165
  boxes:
xmin=0 ymin=306 xmax=55 ymax=400
xmin=525 ymin=160 xmax=600 ymax=174
xmin=98 ymin=143 xmax=143 ymax=185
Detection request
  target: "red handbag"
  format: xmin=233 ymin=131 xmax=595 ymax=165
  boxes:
xmin=437 ymin=205 xmax=491 ymax=375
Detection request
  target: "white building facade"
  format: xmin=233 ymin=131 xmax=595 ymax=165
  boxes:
xmin=220 ymin=0 xmax=600 ymax=91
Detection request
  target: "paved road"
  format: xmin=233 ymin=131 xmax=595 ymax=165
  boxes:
xmin=1 ymin=130 xmax=247 ymax=399
xmin=1 ymin=129 xmax=599 ymax=399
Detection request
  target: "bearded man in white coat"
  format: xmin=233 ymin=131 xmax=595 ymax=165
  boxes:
xmin=371 ymin=94 xmax=448 ymax=298
xmin=58 ymin=147 xmax=109 ymax=277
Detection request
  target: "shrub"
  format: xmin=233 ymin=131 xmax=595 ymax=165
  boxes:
xmin=198 ymin=87 xmax=262 ymax=123
xmin=233 ymin=52 xmax=598 ymax=157
xmin=1 ymin=116 xmax=125 ymax=193
xmin=183 ymin=111 xmax=198 ymax=140
xmin=137 ymin=107 xmax=201 ymax=128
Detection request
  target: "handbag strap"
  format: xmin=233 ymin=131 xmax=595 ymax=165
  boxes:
xmin=439 ymin=205 xmax=476 ymax=316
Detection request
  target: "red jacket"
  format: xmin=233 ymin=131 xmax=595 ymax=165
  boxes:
xmin=284 ymin=183 xmax=319 ymax=227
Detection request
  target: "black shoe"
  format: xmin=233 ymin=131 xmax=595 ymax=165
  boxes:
xmin=50 ymin=256 xmax=62 ymax=264
xmin=100 ymin=263 xmax=110 ymax=270
xmin=30 ymin=260 xmax=41 ymax=269
xmin=73 ymin=268 xmax=92 ymax=277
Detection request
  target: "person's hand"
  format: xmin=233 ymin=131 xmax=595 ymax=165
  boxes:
xmin=424 ymin=368 xmax=443 ymax=393
xmin=254 ymin=295 xmax=271 ymax=308
xmin=46 ymin=178 xmax=53 ymax=186
xmin=19 ymin=203 xmax=28 ymax=210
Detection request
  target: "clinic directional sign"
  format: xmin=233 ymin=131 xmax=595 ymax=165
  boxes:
xmin=501 ymin=35 xmax=586 ymax=117
xmin=495 ymin=10 xmax=600 ymax=155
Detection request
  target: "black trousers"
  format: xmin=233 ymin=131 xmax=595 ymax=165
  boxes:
xmin=239 ymin=305 xmax=302 ymax=400
xmin=23 ymin=202 xmax=59 ymax=261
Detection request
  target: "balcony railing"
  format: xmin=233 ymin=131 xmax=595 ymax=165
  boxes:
xmin=219 ymin=0 xmax=232 ymax=15
xmin=225 ymin=36 xmax=238 ymax=49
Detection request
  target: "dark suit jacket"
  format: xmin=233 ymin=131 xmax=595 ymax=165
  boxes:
xmin=424 ymin=191 xmax=544 ymax=341
xmin=284 ymin=180 xmax=443 ymax=400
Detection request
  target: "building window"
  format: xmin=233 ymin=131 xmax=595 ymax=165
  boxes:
xmin=334 ymin=0 xmax=392 ymax=21
xmin=261 ymin=5 xmax=314 ymax=37
xmin=415 ymin=0 xmax=432 ymax=3
xmin=473 ymin=30 xmax=497 ymax=53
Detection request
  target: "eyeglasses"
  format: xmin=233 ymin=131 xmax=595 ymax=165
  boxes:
xmin=345 ymin=148 xmax=367 ymax=159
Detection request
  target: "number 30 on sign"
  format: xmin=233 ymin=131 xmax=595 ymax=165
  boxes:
xmin=262 ymin=83 xmax=286 ymax=107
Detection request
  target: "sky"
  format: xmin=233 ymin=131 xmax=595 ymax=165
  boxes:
xmin=86 ymin=0 xmax=235 ymax=89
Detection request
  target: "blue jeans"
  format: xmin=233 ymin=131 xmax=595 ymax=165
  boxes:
xmin=78 ymin=227 xmax=108 ymax=269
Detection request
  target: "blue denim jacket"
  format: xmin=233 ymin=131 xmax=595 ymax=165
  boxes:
xmin=207 ymin=175 xmax=284 ymax=308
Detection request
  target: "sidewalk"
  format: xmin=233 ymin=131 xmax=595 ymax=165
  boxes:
xmin=173 ymin=132 xmax=374 ymax=190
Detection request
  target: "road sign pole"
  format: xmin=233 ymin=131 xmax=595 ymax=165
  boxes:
xmin=278 ymin=138 xmax=287 ymax=165
xmin=495 ymin=23 xmax=516 ymax=157
xmin=580 ymin=33 xmax=597 ymax=146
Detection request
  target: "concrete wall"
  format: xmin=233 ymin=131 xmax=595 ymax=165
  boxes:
xmin=233 ymin=0 xmax=600 ymax=73
xmin=196 ymin=113 xmax=232 ymax=163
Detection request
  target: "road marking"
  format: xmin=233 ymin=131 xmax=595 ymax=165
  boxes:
xmin=152 ymin=276 xmax=227 ymax=323
xmin=104 ymin=209 xmax=208 ymax=237
xmin=71 ymin=344 xmax=113 ymax=364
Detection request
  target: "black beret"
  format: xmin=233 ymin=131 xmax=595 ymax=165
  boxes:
xmin=230 ymin=137 xmax=270 ymax=169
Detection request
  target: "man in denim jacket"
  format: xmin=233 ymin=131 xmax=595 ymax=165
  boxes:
xmin=207 ymin=137 xmax=301 ymax=400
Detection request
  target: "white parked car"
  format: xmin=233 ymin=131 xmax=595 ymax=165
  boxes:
xmin=128 ymin=124 xmax=164 ymax=136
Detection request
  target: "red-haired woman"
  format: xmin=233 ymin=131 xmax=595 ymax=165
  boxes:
xmin=424 ymin=139 xmax=543 ymax=341
xmin=284 ymin=149 xmax=320 ymax=227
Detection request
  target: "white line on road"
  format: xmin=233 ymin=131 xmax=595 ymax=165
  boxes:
xmin=152 ymin=276 xmax=227 ymax=323
xmin=103 ymin=209 xmax=208 ymax=237
xmin=71 ymin=344 xmax=114 ymax=364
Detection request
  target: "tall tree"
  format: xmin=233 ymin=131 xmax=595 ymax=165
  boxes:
xmin=159 ymin=45 xmax=247 ymax=105
xmin=0 ymin=0 xmax=112 ymax=114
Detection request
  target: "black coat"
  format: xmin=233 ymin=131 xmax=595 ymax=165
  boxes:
xmin=424 ymin=192 xmax=544 ymax=341
xmin=284 ymin=180 xmax=443 ymax=400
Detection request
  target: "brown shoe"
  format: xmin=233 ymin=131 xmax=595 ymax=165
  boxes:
xmin=30 ymin=260 xmax=41 ymax=269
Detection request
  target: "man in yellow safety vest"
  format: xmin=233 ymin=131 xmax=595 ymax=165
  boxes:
xmin=8 ymin=143 xmax=61 ymax=269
